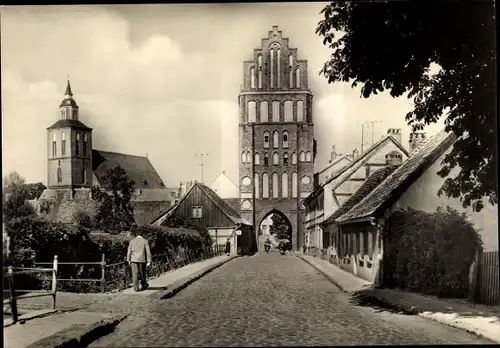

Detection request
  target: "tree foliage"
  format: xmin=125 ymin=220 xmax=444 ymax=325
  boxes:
xmin=92 ymin=166 xmax=135 ymax=233
xmin=270 ymin=213 xmax=291 ymax=241
xmin=2 ymin=171 xmax=36 ymax=221
xmin=316 ymin=1 xmax=496 ymax=212
xmin=161 ymin=214 xmax=213 ymax=246
xmin=24 ymin=182 xmax=47 ymax=200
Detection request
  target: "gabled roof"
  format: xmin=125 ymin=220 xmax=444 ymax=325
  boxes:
xmin=209 ymin=171 xmax=239 ymax=199
xmin=317 ymin=155 xmax=352 ymax=176
xmin=132 ymin=200 xmax=173 ymax=225
xmin=303 ymin=135 xmax=409 ymax=205
xmin=321 ymin=164 xmax=400 ymax=225
xmin=47 ymin=119 xmax=92 ymax=131
xmin=223 ymin=198 xmax=241 ymax=215
xmin=133 ymin=188 xmax=177 ymax=202
xmin=151 ymin=181 xmax=251 ymax=226
xmin=336 ymin=129 xmax=457 ymax=224
xmin=92 ymin=150 xmax=165 ymax=189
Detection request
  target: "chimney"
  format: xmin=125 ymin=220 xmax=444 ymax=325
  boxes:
xmin=352 ymin=148 xmax=359 ymax=160
xmin=409 ymin=131 xmax=427 ymax=155
xmin=329 ymin=145 xmax=336 ymax=164
xmin=385 ymin=151 xmax=403 ymax=165
xmin=387 ymin=128 xmax=402 ymax=145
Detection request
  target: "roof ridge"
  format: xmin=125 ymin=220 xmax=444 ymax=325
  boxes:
xmin=93 ymin=149 xmax=150 ymax=159
xmin=317 ymin=155 xmax=352 ymax=175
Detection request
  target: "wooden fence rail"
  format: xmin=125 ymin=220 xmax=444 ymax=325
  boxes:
xmin=471 ymin=250 xmax=499 ymax=306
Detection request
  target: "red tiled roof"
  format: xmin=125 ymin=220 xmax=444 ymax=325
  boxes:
xmin=336 ymin=129 xmax=457 ymax=224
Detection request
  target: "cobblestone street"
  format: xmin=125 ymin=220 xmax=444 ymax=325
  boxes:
xmin=91 ymin=253 xmax=492 ymax=347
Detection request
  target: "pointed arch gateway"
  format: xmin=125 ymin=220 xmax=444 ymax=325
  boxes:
xmin=258 ymin=209 xmax=293 ymax=251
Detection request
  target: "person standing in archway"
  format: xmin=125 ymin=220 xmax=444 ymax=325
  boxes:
xmin=225 ymin=237 xmax=231 ymax=256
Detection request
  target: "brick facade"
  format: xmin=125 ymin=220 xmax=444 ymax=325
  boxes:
xmin=238 ymin=26 xmax=315 ymax=250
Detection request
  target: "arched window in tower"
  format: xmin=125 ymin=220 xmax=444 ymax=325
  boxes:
xmin=61 ymin=132 xmax=66 ymax=156
xmin=282 ymin=172 xmax=289 ymax=198
xmin=273 ymin=152 xmax=279 ymax=165
xmin=272 ymin=101 xmax=280 ymax=122
xmin=263 ymin=131 xmax=270 ymax=149
xmin=82 ymin=164 xmax=86 ymax=184
xmin=76 ymin=133 xmax=80 ymax=156
xmin=283 ymin=152 xmax=289 ymax=166
xmin=241 ymin=151 xmax=246 ymax=164
xmin=288 ymin=54 xmax=294 ymax=88
xmin=254 ymin=153 xmax=260 ymax=165
xmin=291 ymin=172 xmax=298 ymax=198
xmin=258 ymin=54 xmax=263 ymax=67
xmin=254 ymin=172 xmax=260 ymax=198
xmin=250 ymin=66 xmax=256 ymax=89
xmin=284 ymin=101 xmax=293 ymax=122
xmin=52 ymin=134 xmax=57 ymax=157
xmin=264 ymin=153 xmax=269 ymax=166
xmin=299 ymin=151 xmax=305 ymax=162
xmin=295 ymin=67 xmax=301 ymax=88
xmin=272 ymin=172 xmax=279 ymax=198
xmin=60 ymin=109 xmax=66 ymax=120
xmin=262 ymin=173 xmax=269 ymax=198
xmin=305 ymin=151 xmax=312 ymax=162
xmin=270 ymin=49 xmax=275 ymax=88
xmin=260 ymin=101 xmax=269 ymax=122
xmin=57 ymin=167 xmax=62 ymax=183
xmin=297 ymin=101 xmax=304 ymax=122
xmin=273 ymin=131 xmax=279 ymax=148
xmin=258 ymin=67 xmax=263 ymax=89
xmin=276 ymin=48 xmax=281 ymax=88
xmin=246 ymin=151 xmax=252 ymax=164
xmin=291 ymin=152 xmax=297 ymax=164
xmin=247 ymin=101 xmax=257 ymax=123
xmin=72 ymin=109 xmax=78 ymax=120
xmin=283 ymin=131 xmax=289 ymax=148
xmin=83 ymin=134 xmax=88 ymax=157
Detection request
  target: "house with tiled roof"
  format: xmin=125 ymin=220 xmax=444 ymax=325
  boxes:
xmin=209 ymin=171 xmax=239 ymax=199
xmin=38 ymin=81 xmax=178 ymax=226
xmin=303 ymin=128 xmax=409 ymax=252
xmin=151 ymin=181 xmax=255 ymax=255
xmin=330 ymin=129 xmax=498 ymax=285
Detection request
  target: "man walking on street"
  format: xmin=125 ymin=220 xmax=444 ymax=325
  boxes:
xmin=127 ymin=225 xmax=152 ymax=292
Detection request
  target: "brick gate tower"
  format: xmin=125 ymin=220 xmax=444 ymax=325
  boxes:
xmin=238 ymin=26 xmax=316 ymax=251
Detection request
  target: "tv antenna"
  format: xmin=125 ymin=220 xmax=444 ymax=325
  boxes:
xmin=194 ymin=153 xmax=209 ymax=183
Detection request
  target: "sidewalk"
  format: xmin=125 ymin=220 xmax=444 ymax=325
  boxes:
xmin=4 ymin=255 xmax=236 ymax=348
xmin=297 ymin=254 xmax=500 ymax=343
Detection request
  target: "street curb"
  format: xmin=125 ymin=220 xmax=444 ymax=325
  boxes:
xmin=158 ymin=255 xmax=239 ymax=300
xmin=296 ymin=254 xmax=350 ymax=293
xmin=25 ymin=314 xmax=127 ymax=348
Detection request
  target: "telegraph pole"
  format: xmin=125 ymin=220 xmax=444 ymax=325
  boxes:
xmin=370 ymin=121 xmax=383 ymax=146
xmin=361 ymin=123 xmax=365 ymax=154
xmin=194 ymin=153 xmax=209 ymax=183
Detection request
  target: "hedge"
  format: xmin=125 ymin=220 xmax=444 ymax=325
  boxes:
xmin=4 ymin=216 xmax=207 ymax=292
xmin=382 ymin=206 xmax=483 ymax=298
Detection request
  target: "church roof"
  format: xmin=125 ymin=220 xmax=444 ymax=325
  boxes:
xmin=92 ymin=150 xmax=165 ymax=190
xmin=336 ymin=129 xmax=457 ymax=224
xmin=47 ymin=119 xmax=92 ymax=131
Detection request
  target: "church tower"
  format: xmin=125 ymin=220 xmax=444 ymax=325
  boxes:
xmin=239 ymin=26 xmax=316 ymax=250
xmin=46 ymin=80 xmax=93 ymax=189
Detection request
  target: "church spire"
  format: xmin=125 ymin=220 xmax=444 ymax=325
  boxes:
xmin=64 ymin=80 xmax=73 ymax=98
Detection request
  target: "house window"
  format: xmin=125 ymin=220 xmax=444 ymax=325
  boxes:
xmin=83 ymin=134 xmax=88 ymax=157
xmin=272 ymin=101 xmax=280 ymax=122
xmin=192 ymin=206 xmax=203 ymax=218
xmin=297 ymin=101 xmax=304 ymax=122
xmin=282 ymin=172 xmax=289 ymax=198
xmin=76 ymin=133 xmax=80 ymax=156
xmin=295 ymin=67 xmax=301 ymax=88
xmin=254 ymin=153 xmax=260 ymax=165
xmin=52 ymin=134 xmax=57 ymax=157
xmin=273 ymin=152 xmax=279 ymax=165
xmin=291 ymin=152 xmax=297 ymax=164
xmin=57 ymin=167 xmax=62 ymax=183
xmin=273 ymin=131 xmax=279 ymax=148
xmin=247 ymin=101 xmax=257 ymax=123
xmin=272 ymin=172 xmax=279 ymax=198
xmin=254 ymin=173 xmax=260 ymax=198
xmin=283 ymin=131 xmax=289 ymax=148
xmin=260 ymin=101 xmax=269 ymax=122
xmin=291 ymin=172 xmax=298 ymax=198
xmin=262 ymin=173 xmax=269 ymax=198
xmin=264 ymin=153 xmax=269 ymax=166
xmin=250 ymin=66 xmax=256 ymax=89
xmin=61 ymin=132 xmax=66 ymax=156
xmin=288 ymin=54 xmax=294 ymax=88
xmin=283 ymin=152 xmax=289 ymax=166
xmin=284 ymin=101 xmax=293 ymax=122
xmin=299 ymin=151 xmax=305 ymax=162
xmin=264 ymin=131 xmax=270 ymax=148
xmin=305 ymin=151 xmax=312 ymax=162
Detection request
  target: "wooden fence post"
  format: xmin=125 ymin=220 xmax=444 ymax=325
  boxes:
xmin=52 ymin=255 xmax=58 ymax=310
xmin=100 ymin=253 xmax=106 ymax=293
xmin=7 ymin=266 xmax=18 ymax=323
xmin=469 ymin=248 xmax=480 ymax=304
xmin=123 ymin=261 xmax=128 ymax=290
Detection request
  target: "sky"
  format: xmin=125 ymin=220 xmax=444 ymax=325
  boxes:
xmin=1 ymin=4 xmax=444 ymax=187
